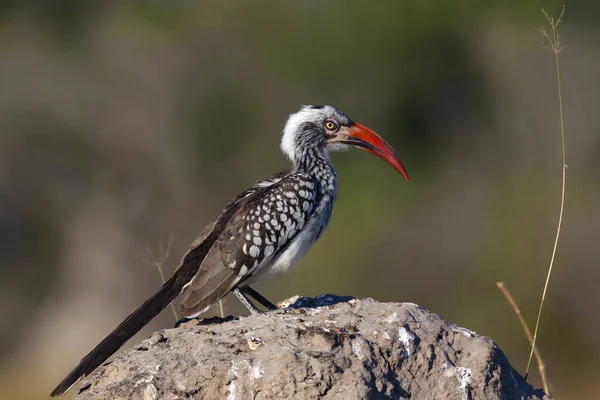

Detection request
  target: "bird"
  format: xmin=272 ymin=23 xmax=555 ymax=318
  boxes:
xmin=50 ymin=105 xmax=409 ymax=397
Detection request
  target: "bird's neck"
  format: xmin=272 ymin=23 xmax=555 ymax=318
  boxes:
xmin=292 ymin=148 xmax=338 ymax=195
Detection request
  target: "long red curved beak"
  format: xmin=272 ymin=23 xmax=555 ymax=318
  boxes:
xmin=329 ymin=122 xmax=409 ymax=181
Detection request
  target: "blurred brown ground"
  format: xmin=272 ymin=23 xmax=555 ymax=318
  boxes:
xmin=0 ymin=2 xmax=599 ymax=399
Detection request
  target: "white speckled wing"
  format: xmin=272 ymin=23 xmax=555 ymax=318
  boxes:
xmin=180 ymin=172 xmax=319 ymax=316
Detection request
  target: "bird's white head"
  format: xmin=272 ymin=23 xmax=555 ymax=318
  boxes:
xmin=280 ymin=105 xmax=409 ymax=180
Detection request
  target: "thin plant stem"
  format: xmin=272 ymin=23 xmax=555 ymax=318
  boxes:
xmin=525 ymin=6 xmax=567 ymax=382
xmin=156 ymin=262 xmax=179 ymax=322
xmin=219 ymin=300 xmax=225 ymax=318
xmin=497 ymin=282 xmax=549 ymax=394
xmin=144 ymin=237 xmax=225 ymax=319
xmin=143 ymin=236 xmax=179 ymax=322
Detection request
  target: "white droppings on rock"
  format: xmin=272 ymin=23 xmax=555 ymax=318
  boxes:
xmin=227 ymin=361 xmax=239 ymax=400
xmin=444 ymin=365 xmax=472 ymax=400
xmin=398 ymin=327 xmax=415 ymax=357
xmin=284 ymin=323 xmax=304 ymax=331
xmin=352 ymin=339 xmax=365 ymax=361
xmin=383 ymin=331 xmax=392 ymax=340
xmin=385 ymin=312 xmax=400 ymax=323
xmin=133 ymin=364 xmax=160 ymax=387
xmin=457 ymin=367 xmax=472 ymax=400
xmin=250 ymin=364 xmax=264 ymax=379
xmin=281 ymin=315 xmax=302 ymax=321
xmin=452 ymin=324 xmax=477 ymax=338
xmin=143 ymin=384 xmax=158 ymax=400
xmin=226 ymin=380 xmax=237 ymax=400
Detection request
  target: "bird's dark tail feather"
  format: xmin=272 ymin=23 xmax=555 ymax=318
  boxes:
xmin=50 ymin=273 xmax=185 ymax=397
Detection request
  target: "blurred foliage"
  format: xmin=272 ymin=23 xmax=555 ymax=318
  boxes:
xmin=0 ymin=1 xmax=599 ymax=399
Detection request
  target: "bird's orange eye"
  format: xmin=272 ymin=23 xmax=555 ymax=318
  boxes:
xmin=324 ymin=120 xmax=338 ymax=131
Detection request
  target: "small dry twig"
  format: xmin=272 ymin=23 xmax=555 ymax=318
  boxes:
xmin=496 ymin=282 xmax=550 ymax=394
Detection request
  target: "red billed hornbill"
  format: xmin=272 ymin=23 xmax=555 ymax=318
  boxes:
xmin=51 ymin=105 xmax=409 ymax=397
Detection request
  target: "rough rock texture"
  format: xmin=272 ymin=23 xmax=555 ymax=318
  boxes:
xmin=74 ymin=296 xmax=550 ymax=400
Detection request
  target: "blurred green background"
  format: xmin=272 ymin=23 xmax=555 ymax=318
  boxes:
xmin=0 ymin=1 xmax=598 ymax=399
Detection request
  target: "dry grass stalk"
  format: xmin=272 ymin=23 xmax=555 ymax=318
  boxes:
xmin=496 ymin=282 xmax=550 ymax=394
xmin=525 ymin=5 xmax=567 ymax=384
xmin=142 ymin=235 xmax=179 ymax=322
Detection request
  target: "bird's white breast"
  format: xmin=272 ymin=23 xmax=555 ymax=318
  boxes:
xmin=248 ymin=191 xmax=335 ymax=282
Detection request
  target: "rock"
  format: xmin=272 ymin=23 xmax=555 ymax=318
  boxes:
xmin=74 ymin=295 xmax=550 ymax=400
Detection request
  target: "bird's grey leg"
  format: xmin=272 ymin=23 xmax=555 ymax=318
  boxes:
xmin=232 ymin=288 xmax=261 ymax=314
xmin=241 ymin=286 xmax=277 ymax=310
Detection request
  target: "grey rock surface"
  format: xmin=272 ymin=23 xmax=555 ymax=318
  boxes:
xmin=74 ymin=295 xmax=550 ymax=400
